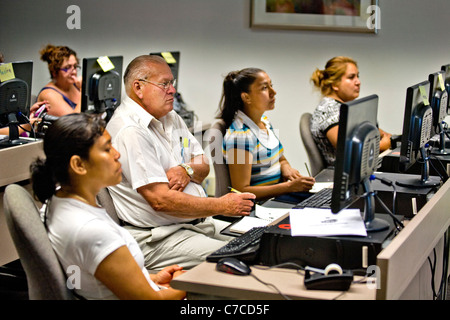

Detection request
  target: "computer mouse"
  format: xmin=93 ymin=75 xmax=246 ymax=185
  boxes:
xmin=216 ymin=257 xmax=251 ymax=276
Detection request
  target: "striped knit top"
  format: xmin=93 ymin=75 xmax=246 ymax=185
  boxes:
xmin=223 ymin=111 xmax=284 ymax=186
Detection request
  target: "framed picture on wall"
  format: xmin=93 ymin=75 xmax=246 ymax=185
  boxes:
xmin=250 ymin=0 xmax=379 ymax=34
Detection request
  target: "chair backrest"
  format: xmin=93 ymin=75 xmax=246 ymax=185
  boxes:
xmin=97 ymin=188 xmax=121 ymax=225
xmin=205 ymin=119 xmax=231 ymax=197
xmin=3 ymin=184 xmax=75 ymax=300
xmin=299 ymin=113 xmax=326 ymax=177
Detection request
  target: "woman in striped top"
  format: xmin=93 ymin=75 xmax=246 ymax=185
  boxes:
xmin=218 ymin=68 xmax=315 ymax=201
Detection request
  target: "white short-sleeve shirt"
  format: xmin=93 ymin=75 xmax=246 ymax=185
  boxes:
xmin=106 ymin=95 xmax=206 ymax=228
xmin=46 ymin=196 xmax=160 ymax=300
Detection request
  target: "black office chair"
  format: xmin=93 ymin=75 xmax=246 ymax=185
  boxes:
xmin=299 ymin=113 xmax=326 ymax=177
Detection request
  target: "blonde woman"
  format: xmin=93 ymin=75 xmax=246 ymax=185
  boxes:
xmin=310 ymin=56 xmax=391 ymax=166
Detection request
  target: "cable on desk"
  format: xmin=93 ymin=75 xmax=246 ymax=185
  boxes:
xmin=428 ymin=154 xmax=449 ymax=182
xmin=371 ymin=175 xmax=397 ymax=215
xmin=251 ymin=262 xmax=305 ymax=300
xmin=374 ymin=194 xmax=404 ymax=231
xmin=252 ymin=263 xmax=375 ymax=301
xmin=250 ymin=274 xmax=292 ymax=300
xmin=371 ymin=175 xmax=404 ymax=231
xmin=17 ymin=112 xmax=38 ymax=140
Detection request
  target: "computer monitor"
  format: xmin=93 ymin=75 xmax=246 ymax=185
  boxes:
xmin=81 ymin=56 xmax=122 ymax=122
xmin=149 ymin=51 xmax=195 ymax=127
xmin=441 ymin=64 xmax=450 ymax=113
xmin=150 ymin=51 xmax=179 ymax=90
xmin=330 ymin=94 xmax=389 ymax=232
xmin=0 ymin=60 xmax=32 ymax=148
xmin=397 ymin=80 xmax=441 ymax=188
xmin=428 ymin=71 xmax=449 ymax=155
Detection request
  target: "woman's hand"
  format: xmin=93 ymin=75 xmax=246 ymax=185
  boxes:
xmin=29 ymin=101 xmax=49 ymax=124
xmin=153 ymin=265 xmax=185 ymax=288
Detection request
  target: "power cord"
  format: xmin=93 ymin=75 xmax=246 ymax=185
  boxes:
xmin=252 ymin=262 xmax=305 ymax=300
xmin=371 ymin=175 xmax=404 ymax=231
xmin=252 ymin=263 xmax=375 ymax=300
xmin=17 ymin=112 xmax=38 ymax=140
xmin=428 ymin=154 xmax=449 ymax=182
xmin=427 ymin=230 xmax=450 ymax=300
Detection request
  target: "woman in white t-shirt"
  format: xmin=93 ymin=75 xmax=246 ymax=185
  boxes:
xmin=30 ymin=113 xmax=185 ymax=300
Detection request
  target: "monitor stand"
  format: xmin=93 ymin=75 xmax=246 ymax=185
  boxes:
xmin=0 ymin=124 xmax=29 ymax=149
xmin=431 ymin=122 xmax=449 ymax=155
xmin=362 ymin=178 xmax=390 ymax=233
xmin=396 ymin=147 xmax=441 ymax=189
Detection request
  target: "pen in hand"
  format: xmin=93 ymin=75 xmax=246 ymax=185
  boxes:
xmin=305 ymin=162 xmax=312 ymax=177
xmin=228 ymin=186 xmax=256 ymax=209
xmin=228 ymin=186 xmax=241 ymax=194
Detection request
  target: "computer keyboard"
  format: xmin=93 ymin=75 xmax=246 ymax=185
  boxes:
xmin=293 ymin=187 xmax=333 ymax=209
xmin=206 ymin=226 xmax=268 ymax=263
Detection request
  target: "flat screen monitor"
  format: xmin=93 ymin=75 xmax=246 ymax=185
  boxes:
xmin=149 ymin=51 xmax=194 ymax=127
xmin=0 ymin=60 xmax=32 ymax=148
xmin=150 ymin=51 xmax=179 ymax=90
xmin=441 ymin=64 xmax=450 ymax=113
xmin=397 ymin=80 xmax=441 ymax=188
xmin=81 ymin=56 xmax=123 ymax=122
xmin=428 ymin=71 xmax=448 ymax=155
xmin=331 ymin=94 xmax=389 ymax=232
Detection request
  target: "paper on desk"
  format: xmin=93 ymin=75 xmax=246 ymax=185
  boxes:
xmin=229 ymin=216 xmax=272 ymax=234
xmin=309 ymin=182 xmax=333 ymax=193
xmin=255 ymin=204 xmax=290 ymax=221
xmin=229 ymin=205 xmax=291 ymax=234
xmin=289 ymin=208 xmax=367 ymax=237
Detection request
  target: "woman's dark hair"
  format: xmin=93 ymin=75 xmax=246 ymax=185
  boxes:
xmin=30 ymin=113 xmax=106 ymax=203
xmin=218 ymin=67 xmax=264 ymax=128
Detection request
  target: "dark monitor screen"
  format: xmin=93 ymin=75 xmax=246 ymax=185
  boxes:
xmin=0 ymin=61 xmax=32 ymax=125
xmin=397 ymin=80 xmax=440 ymax=188
xmin=441 ymin=64 xmax=450 ymax=113
xmin=81 ymin=56 xmax=123 ymax=122
xmin=0 ymin=60 xmax=33 ymax=147
xmin=150 ymin=51 xmax=179 ymax=90
xmin=428 ymin=71 xmax=449 ymax=155
xmin=428 ymin=71 xmax=448 ymax=134
xmin=149 ymin=51 xmax=195 ymax=127
xmin=330 ymin=95 xmax=388 ymax=232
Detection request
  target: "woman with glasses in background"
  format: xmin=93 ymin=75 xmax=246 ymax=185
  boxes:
xmin=37 ymin=44 xmax=81 ymax=116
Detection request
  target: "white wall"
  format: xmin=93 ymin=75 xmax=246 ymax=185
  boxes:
xmin=2 ymin=0 xmax=450 ymax=172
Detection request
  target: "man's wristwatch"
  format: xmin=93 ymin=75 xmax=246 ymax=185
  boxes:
xmin=179 ymin=163 xmax=194 ymax=178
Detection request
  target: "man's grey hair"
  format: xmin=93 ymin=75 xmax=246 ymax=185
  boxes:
xmin=123 ymin=55 xmax=168 ymax=94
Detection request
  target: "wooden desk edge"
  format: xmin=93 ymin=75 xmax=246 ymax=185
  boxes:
xmin=171 ymin=262 xmax=376 ymax=300
xmin=376 ymin=179 xmax=450 ymax=299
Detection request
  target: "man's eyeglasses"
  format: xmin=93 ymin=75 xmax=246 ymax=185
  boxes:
xmin=138 ymin=78 xmax=176 ymax=91
xmin=60 ymin=64 xmax=81 ymax=73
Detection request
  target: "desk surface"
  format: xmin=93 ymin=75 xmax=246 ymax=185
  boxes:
xmin=0 ymin=139 xmax=44 ymax=187
xmin=171 ymin=261 xmax=375 ymax=300
xmin=0 ymin=140 xmax=45 ymax=266
xmin=172 ymin=170 xmax=450 ymax=300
